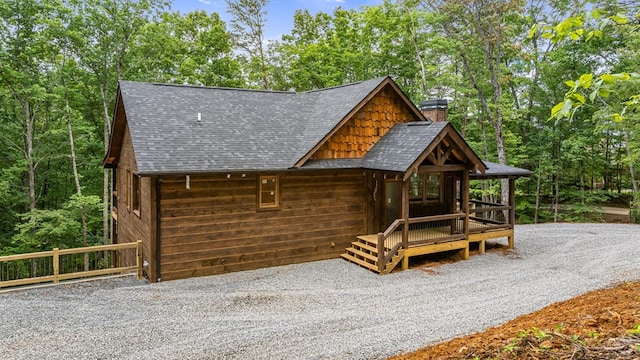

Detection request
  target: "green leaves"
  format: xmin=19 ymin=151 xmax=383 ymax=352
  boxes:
xmin=551 ymin=100 xmax=573 ymax=119
xmin=552 ymin=72 xmax=636 ymax=121
xmin=535 ymin=16 xmax=584 ymax=43
xmin=530 ymin=9 xmax=626 ymax=44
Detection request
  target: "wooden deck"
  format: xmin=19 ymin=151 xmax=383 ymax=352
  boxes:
xmin=341 ymin=220 xmax=513 ymax=274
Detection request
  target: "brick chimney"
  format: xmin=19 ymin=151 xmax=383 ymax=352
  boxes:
xmin=420 ymin=99 xmax=448 ymax=122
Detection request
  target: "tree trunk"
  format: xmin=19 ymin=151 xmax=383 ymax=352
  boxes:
xmin=480 ymin=121 xmax=489 ymax=204
xmin=64 ymin=88 xmax=89 ymax=271
xmin=406 ymin=7 xmax=428 ymax=99
xmin=553 ymin=172 xmax=559 ymax=223
xmin=534 ymin=161 xmax=542 ymax=224
xmin=21 ymin=97 xmax=37 ymax=211
xmin=101 ymin=86 xmax=112 ymax=246
xmin=623 ymin=127 xmax=638 ymax=193
xmin=579 ymin=161 xmax=585 ymax=206
xmin=604 ymin=135 xmax=610 ymax=190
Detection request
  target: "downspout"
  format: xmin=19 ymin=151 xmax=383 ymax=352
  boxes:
xmin=156 ymin=177 xmax=163 ymax=282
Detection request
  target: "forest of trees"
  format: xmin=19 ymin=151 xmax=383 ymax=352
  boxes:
xmin=0 ymin=0 xmax=638 ymax=256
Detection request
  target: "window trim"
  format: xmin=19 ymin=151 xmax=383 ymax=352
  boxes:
xmin=424 ymin=173 xmax=442 ymax=203
xmin=125 ymin=170 xmax=131 ymax=211
xmin=131 ymin=173 xmax=141 ymax=217
xmin=257 ymin=175 xmax=280 ymax=210
xmin=409 ymin=172 xmax=443 ymax=205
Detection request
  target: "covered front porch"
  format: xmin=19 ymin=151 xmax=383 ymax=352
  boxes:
xmin=342 ymin=159 xmax=529 ymax=274
xmin=331 ymin=120 xmax=531 ymax=273
xmin=342 ymin=193 xmax=517 ymax=274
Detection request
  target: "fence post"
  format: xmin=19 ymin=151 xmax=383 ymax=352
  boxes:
xmin=53 ymin=248 xmax=59 ymax=284
xmin=136 ymin=240 xmax=143 ymax=280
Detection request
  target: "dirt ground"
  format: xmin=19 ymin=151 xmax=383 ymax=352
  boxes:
xmin=389 ymin=244 xmax=640 ymax=360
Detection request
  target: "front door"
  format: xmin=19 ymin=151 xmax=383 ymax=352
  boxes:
xmin=384 ymin=180 xmax=402 ymax=229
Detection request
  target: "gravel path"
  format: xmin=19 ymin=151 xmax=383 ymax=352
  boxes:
xmin=1 ymin=223 xmax=639 ymax=360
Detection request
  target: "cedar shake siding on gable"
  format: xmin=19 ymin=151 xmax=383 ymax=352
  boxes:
xmin=158 ymin=171 xmax=365 ymax=281
xmin=115 ymin=124 xmax=156 ymax=279
xmin=311 ymin=85 xmax=419 ymax=159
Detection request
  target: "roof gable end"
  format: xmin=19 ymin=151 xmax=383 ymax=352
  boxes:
xmin=293 ymin=77 xmax=425 ymax=167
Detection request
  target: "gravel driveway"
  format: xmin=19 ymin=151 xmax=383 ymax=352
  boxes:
xmin=2 ymin=223 xmax=639 ymax=360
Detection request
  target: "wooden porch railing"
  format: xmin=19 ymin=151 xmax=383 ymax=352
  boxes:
xmin=468 ymin=199 xmax=513 ymax=232
xmin=376 ymin=212 xmax=467 ymax=272
xmin=377 ymin=219 xmax=405 ymax=272
xmin=0 ymin=241 xmax=143 ymax=289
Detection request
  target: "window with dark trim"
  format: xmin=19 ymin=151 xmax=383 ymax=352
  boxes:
xmin=126 ymin=170 xmax=131 ymax=210
xmin=425 ymin=173 xmax=440 ymax=201
xmin=409 ymin=173 xmax=441 ymax=204
xmin=132 ymin=173 xmax=141 ymax=216
xmin=258 ymin=175 xmax=279 ymax=209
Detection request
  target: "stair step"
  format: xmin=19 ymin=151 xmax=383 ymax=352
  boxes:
xmin=350 ymin=241 xmax=378 ymax=254
xmin=340 ymin=253 xmax=380 ymax=273
xmin=345 ymin=247 xmax=378 ymax=262
xmin=355 ymin=236 xmax=378 ymax=248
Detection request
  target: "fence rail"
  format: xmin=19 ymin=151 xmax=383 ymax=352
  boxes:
xmin=0 ymin=241 xmax=142 ymax=289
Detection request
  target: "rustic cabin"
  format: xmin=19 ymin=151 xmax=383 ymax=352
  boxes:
xmin=104 ymin=77 xmax=531 ymax=282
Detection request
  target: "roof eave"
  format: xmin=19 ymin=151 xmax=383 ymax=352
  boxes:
xmin=103 ymin=85 xmax=124 ymax=169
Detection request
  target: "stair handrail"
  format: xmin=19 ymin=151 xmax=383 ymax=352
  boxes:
xmin=377 ymin=219 xmax=405 ymax=273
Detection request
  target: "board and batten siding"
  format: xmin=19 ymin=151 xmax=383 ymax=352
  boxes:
xmin=115 ymin=124 xmax=156 ymax=278
xmin=159 ymin=170 xmax=366 ymax=281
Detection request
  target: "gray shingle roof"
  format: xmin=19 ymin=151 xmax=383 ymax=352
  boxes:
xmin=299 ymin=158 xmax=364 ymax=170
xmin=472 ymin=161 xmax=533 ymax=178
xmin=118 ymin=77 xmax=390 ymax=175
xmin=300 ymin=122 xmax=458 ymax=173
xmin=300 ymin=123 xmax=531 ymax=178
xmin=361 ymin=122 xmax=449 ymax=172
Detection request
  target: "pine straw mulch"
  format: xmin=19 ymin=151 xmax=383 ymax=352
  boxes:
xmin=389 ymin=245 xmax=640 ymax=360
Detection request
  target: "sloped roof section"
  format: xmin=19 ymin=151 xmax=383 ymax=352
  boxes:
xmin=111 ymin=77 xmax=392 ymax=175
xmin=472 ymin=161 xmax=533 ymax=178
xmin=361 ymin=122 xmax=449 ymax=172
xmin=300 ymin=121 xmax=488 ymax=174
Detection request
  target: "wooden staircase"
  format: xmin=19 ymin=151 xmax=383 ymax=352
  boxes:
xmin=341 ymin=235 xmax=403 ymax=274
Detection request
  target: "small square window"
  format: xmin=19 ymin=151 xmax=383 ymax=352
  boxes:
xmin=258 ymin=175 xmax=279 ymax=209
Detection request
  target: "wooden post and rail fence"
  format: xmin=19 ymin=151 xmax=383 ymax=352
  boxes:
xmin=0 ymin=241 xmax=143 ymax=289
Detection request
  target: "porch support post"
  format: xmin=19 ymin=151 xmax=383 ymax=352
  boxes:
xmin=401 ymin=179 xmax=409 ymax=270
xmin=462 ymin=170 xmax=470 ymax=241
xmin=462 ymin=170 xmax=471 ymax=259
xmin=508 ymin=177 xmax=516 ymax=249
xmin=377 ymin=233 xmax=385 ymax=273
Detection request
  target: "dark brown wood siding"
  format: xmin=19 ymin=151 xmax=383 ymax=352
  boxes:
xmin=159 ymin=170 xmax=365 ymax=281
xmin=311 ymin=85 xmax=418 ymax=159
xmin=114 ymin=124 xmax=156 ymax=280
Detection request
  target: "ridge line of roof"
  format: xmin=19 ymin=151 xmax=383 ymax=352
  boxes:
xmin=121 ymin=80 xmax=297 ymax=94
xmin=303 ymin=76 xmax=389 ymax=94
